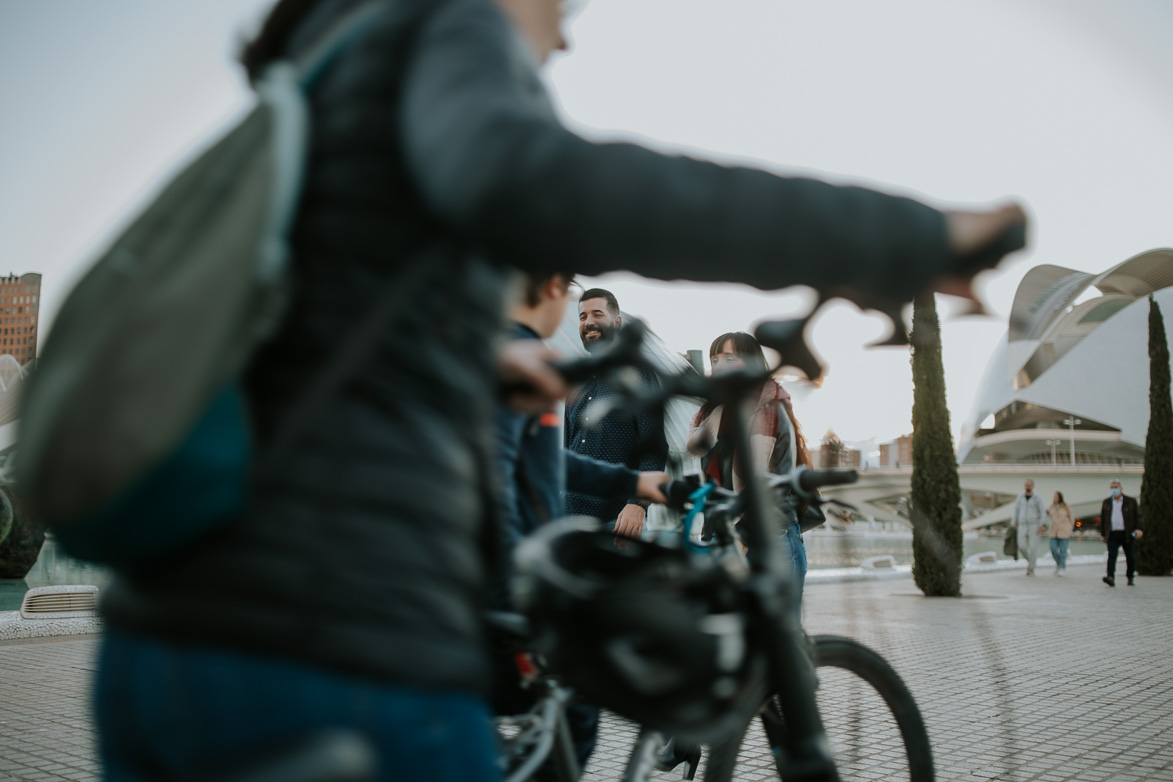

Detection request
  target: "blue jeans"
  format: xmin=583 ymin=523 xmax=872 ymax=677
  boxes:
xmin=782 ymin=522 xmax=808 ymax=624
xmin=1049 ymin=537 xmax=1070 ymax=569
xmin=96 ymin=632 xmax=501 ymax=782
xmin=746 ymin=522 xmax=807 ymax=624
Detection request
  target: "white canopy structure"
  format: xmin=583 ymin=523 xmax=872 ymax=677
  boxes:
xmin=958 ymin=247 xmax=1173 ymax=466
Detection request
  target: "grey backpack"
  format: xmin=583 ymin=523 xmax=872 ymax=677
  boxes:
xmin=17 ymin=3 xmax=413 ymax=566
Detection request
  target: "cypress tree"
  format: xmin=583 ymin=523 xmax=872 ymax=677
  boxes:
xmin=909 ymin=292 xmax=963 ymax=596
xmin=1138 ymin=295 xmax=1173 ymax=576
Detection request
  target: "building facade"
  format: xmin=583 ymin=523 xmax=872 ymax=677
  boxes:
xmin=0 ymin=273 xmax=40 ymax=366
xmin=958 ymin=248 xmax=1173 ymax=467
xmin=878 ymin=434 xmax=913 ymax=468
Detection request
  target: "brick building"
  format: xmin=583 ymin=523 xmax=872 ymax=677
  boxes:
xmin=0 ymin=273 xmax=41 ymax=365
xmin=879 ymin=433 xmax=914 ymax=468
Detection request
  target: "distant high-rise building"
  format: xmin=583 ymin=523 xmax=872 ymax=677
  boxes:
xmin=0 ymin=273 xmax=41 ymax=365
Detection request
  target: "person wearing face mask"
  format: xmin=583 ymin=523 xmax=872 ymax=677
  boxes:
xmin=1011 ymin=479 xmax=1047 ymax=576
xmin=652 ymin=332 xmax=813 ymax=778
xmin=1100 ymin=479 xmax=1143 ymax=587
xmin=687 ymin=332 xmax=814 ymax=600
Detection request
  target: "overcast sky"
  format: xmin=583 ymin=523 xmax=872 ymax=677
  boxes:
xmin=2 ymin=1 xmax=1171 ymax=455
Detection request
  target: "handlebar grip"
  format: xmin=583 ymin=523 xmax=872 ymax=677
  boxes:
xmin=796 ymin=468 xmax=858 ymax=494
xmin=659 ymin=481 xmax=694 ymax=512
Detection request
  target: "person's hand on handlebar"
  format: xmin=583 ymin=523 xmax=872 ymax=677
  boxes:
xmin=498 ymin=340 xmax=566 ymax=413
xmin=614 ymin=503 xmax=647 ymax=550
xmin=635 ymin=472 xmax=671 ymax=505
xmin=613 ymin=472 xmax=671 ymax=549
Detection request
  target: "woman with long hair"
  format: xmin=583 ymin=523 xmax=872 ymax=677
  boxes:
xmin=687 ymin=332 xmax=814 ymax=604
xmin=1048 ymin=490 xmax=1076 ymax=575
xmin=654 ymin=332 xmax=813 ymax=777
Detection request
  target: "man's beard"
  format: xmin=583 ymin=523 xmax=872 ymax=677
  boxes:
xmin=581 ymin=323 xmax=617 ymax=353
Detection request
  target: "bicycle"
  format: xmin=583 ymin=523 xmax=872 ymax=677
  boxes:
xmin=514 ymin=318 xmax=933 ymax=781
xmin=489 ymin=610 xmax=586 ymax=782
xmin=654 ymin=471 xmax=934 ymax=781
xmin=490 ymin=609 xmax=700 ymax=782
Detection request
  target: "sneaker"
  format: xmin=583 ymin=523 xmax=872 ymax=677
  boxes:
xmin=1026 ymin=569 xmax=1035 ymax=576
xmin=1128 ymin=577 xmax=1135 ymax=586
xmin=1103 ymin=576 xmax=1115 ymax=587
xmin=1055 ymin=570 xmax=1064 ymax=577
xmin=1054 ymin=565 xmax=1060 ymax=576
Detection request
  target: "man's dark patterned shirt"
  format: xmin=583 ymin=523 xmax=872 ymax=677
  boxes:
xmin=564 ymin=370 xmax=667 ymax=522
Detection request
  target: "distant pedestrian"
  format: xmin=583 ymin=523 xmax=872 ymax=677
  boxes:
xmin=1100 ymin=479 xmax=1143 ymax=587
xmin=1011 ymin=479 xmax=1046 ymax=576
xmin=1047 ymin=491 xmax=1075 ymax=576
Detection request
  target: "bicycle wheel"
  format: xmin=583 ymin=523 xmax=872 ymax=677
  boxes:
xmin=705 ymin=635 xmax=933 ymax=781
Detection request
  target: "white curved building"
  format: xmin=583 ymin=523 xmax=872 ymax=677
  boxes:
xmin=958 ymin=248 xmax=1173 ymax=466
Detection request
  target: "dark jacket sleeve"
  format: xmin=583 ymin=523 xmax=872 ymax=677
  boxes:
xmin=400 ymin=0 xmax=966 ymax=302
xmin=1100 ymin=499 xmax=1110 ymax=538
xmin=493 ymin=406 xmax=528 ymax=548
xmin=565 ymin=451 xmax=639 ymax=502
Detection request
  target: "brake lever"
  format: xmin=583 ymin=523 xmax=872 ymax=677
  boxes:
xmin=754 ymin=313 xmax=824 ymax=382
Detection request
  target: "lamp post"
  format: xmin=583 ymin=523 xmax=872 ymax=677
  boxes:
xmin=1063 ymin=418 xmax=1082 ymax=465
xmin=1045 ymin=439 xmax=1061 ymax=465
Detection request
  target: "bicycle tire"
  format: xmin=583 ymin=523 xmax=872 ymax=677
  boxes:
xmin=705 ymin=635 xmax=934 ymax=781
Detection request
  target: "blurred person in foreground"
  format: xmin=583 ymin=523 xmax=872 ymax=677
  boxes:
xmin=492 ymin=271 xmax=669 ymax=777
xmin=93 ymin=0 xmax=1028 ymax=779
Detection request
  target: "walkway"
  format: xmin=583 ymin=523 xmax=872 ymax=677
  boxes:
xmin=2 ymin=561 xmax=1171 ymax=781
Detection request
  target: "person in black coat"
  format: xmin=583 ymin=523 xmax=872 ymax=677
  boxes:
xmin=1100 ymin=479 xmax=1144 ymax=586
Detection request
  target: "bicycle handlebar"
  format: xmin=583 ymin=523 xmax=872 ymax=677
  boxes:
xmin=659 ymin=465 xmax=858 ymax=516
xmin=769 ymin=466 xmax=859 ymax=500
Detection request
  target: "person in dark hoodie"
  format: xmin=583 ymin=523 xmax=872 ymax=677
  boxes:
xmin=491 ymin=271 xmax=668 ymax=777
xmin=94 ymin=0 xmax=1028 ymax=779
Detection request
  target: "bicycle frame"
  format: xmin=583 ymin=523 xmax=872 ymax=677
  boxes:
xmin=497 ymin=681 xmax=580 ymax=782
xmin=568 ymin=321 xmax=844 ymax=780
xmin=726 ymin=390 xmax=839 ymax=781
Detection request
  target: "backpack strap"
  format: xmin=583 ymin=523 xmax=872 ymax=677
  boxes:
xmin=293 ymin=2 xmax=392 ymax=88
xmin=252 ymin=2 xmax=441 ymax=479
xmin=254 ymin=2 xmax=393 ymax=284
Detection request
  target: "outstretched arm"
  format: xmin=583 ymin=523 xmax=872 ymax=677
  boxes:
xmin=401 ymin=1 xmax=1022 ymax=302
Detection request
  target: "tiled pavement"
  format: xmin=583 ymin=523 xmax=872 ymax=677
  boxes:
xmin=2 ymin=563 xmax=1171 ymax=781
xmin=0 ymin=637 xmax=100 ymax=781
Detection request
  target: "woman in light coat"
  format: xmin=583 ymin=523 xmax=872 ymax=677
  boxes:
xmin=1048 ymin=491 xmax=1076 ymax=575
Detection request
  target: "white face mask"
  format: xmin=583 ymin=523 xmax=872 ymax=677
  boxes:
xmin=1110 ymin=487 xmax=1121 ymax=498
